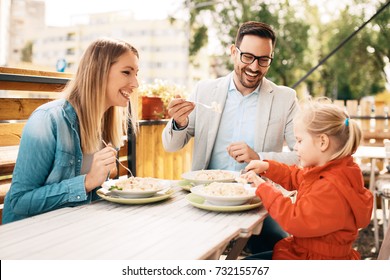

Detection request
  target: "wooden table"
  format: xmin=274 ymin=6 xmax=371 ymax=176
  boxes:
xmin=0 ymin=184 xmax=267 ymax=260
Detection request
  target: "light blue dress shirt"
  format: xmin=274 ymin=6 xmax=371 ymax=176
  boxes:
xmin=208 ymin=78 xmax=260 ymax=171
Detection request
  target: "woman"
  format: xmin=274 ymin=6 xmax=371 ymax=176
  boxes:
xmin=2 ymin=38 xmax=139 ymax=223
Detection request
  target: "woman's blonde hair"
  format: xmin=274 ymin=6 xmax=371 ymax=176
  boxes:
xmin=296 ymin=97 xmax=362 ymax=161
xmin=64 ymin=38 xmax=139 ymax=153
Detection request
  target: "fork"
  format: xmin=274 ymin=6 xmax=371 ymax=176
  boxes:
xmin=102 ymin=140 xmax=134 ymax=177
xmin=192 ymin=101 xmax=222 ymax=113
xmin=235 ymin=169 xmax=248 ymax=184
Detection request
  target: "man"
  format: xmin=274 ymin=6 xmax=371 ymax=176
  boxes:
xmin=162 ymin=21 xmax=299 ymax=256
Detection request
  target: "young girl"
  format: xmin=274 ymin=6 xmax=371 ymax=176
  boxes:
xmin=3 ymin=38 xmax=139 ymax=224
xmin=242 ymin=100 xmax=373 ymax=260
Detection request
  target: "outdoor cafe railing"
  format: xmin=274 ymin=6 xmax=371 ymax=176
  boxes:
xmin=334 ymin=99 xmax=390 ymax=146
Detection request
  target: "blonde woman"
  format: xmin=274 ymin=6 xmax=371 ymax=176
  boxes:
xmin=242 ymin=100 xmax=373 ymax=259
xmin=3 ymin=38 xmax=139 ymax=224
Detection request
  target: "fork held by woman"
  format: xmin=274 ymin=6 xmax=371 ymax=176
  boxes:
xmin=102 ymin=140 xmax=134 ymax=177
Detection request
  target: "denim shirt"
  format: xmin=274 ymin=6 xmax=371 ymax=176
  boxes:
xmin=2 ymin=99 xmax=100 ymax=224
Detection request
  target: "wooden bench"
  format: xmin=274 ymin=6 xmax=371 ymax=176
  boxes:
xmin=0 ymin=67 xmax=73 ymax=222
xmin=0 ymin=67 xmax=134 ymax=221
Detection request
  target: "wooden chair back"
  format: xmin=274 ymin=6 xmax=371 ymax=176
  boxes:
xmin=0 ymin=67 xmax=72 ymax=223
xmin=378 ymin=221 xmax=390 ymax=259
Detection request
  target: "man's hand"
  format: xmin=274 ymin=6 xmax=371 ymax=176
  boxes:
xmin=167 ymin=97 xmax=195 ymax=128
xmin=227 ymin=141 xmax=260 ymax=163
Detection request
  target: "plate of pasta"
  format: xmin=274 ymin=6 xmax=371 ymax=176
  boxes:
xmin=181 ymin=169 xmax=239 ymax=185
xmin=185 ymin=193 xmax=262 ymax=212
xmin=190 ymin=182 xmax=256 ymax=206
xmin=102 ymin=177 xmax=169 ymax=198
xmin=97 ymin=187 xmax=174 ymax=205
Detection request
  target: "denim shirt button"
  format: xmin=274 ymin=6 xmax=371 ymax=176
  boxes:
xmin=77 ymin=195 xmax=80 ymax=199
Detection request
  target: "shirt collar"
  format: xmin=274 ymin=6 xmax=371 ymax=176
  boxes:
xmin=228 ymin=75 xmax=261 ymax=96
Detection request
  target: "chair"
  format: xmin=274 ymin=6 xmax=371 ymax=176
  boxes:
xmin=0 ymin=183 xmax=11 ymax=225
xmin=378 ymin=219 xmax=390 ymax=260
xmin=374 ymin=178 xmax=390 ymax=238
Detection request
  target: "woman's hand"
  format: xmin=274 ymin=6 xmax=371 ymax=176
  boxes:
xmin=167 ymin=98 xmax=195 ymax=128
xmin=245 ymin=160 xmax=269 ymax=174
xmin=85 ymin=145 xmax=117 ymax=192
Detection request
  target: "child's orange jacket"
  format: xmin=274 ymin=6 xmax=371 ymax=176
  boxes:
xmin=256 ymin=156 xmax=373 ymax=260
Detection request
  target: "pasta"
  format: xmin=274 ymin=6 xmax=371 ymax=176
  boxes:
xmin=110 ymin=177 xmax=163 ymax=191
xmin=194 ymin=170 xmax=235 ymax=181
xmin=202 ymin=182 xmax=249 ymax=197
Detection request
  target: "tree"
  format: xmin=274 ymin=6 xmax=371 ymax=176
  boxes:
xmin=314 ymin=0 xmax=389 ymax=100
xmin=21 ymin=41 xmax=33 ymax=63
xmin=178 ymin=0 xmax=388 ymax=98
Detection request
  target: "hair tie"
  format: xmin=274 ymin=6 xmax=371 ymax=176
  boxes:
xmin=345 ymin=118 xmax=349 ymax=127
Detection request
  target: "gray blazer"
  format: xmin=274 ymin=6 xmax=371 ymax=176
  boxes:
xmin=162 ymin=72 xmax=299 ymax=171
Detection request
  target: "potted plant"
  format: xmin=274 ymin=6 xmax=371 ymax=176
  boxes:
xmin=136 ymin=79 xmax=188 ymax=120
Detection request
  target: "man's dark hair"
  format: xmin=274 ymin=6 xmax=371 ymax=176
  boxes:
xmin=235 ymin=21 xmax=276 ymax=48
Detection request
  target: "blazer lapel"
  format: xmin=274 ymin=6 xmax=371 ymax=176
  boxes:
xmin=204 ymin=73 xmax=231 ymax=166
xmin=254 ymin=78 xmax=275 ymax=151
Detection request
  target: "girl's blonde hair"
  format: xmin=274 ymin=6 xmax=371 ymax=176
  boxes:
xmin=296 ymin=98 xmax=362 ymax=161
xmin=64 ymin=38 xmax=139 ymax=153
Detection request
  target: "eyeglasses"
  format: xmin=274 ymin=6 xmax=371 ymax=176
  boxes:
xmin=235 ymin=47 xmax=273 ymax=67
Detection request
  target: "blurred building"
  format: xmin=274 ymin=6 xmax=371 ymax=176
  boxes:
xmin=32 ymin=12 xmax=190 ymax=86
xmin=0 ymin=0 xmax=45 ymax=66
xmin=1 ymin=0 xmax=212 ymax=90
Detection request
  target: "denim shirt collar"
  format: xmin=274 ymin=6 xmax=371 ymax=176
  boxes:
xmin=62 ymin=100 xmax=80 ymax=134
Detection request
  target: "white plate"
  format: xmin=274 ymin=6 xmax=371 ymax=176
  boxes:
xmin=186 ymin=193 xmax=262 ymax=212
xmin=102 ymin=178 xmax=169 ymax=198
xmin=177 ymin=180 xmax=194 ymax=191
xmin=190 ymin=184 xmax=256 ymax=206
xmin=181 ymin=170 xmax=239 ymax=185
xmin=97 ymin=188 xmax=174 ymax=204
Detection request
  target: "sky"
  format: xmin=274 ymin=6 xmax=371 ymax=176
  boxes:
xmin=44 ymin=0 xmax=182 ymax=26
xmin=44 ymin=0 xmax=380 ymax=26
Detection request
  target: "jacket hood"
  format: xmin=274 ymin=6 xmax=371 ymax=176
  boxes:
xmin=305 ymin=156 xmax=373 ymax=228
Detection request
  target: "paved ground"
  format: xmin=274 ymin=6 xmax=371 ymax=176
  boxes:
xmin=354 ymin=218 xmax=385 ymax=260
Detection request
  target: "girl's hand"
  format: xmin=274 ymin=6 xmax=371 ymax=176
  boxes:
xmin=85 ymin=145 xmax=117 ymax=192
xmin=245 ymin=160 xmax=269 ymax=174
xmin=241 ymin=171 xmax=265 ymax=188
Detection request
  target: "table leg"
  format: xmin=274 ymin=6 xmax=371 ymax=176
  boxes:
xmin=225 ymin=236 xmax=250 ymax=260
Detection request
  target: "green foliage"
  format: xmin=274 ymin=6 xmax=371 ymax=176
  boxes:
xmin=21 ymin=41 xmax=33 ymax=63
xmin=189 ymin=25 xmax=208 ymax=63
xmin=315 ymin=0 xmax=388 ymax=100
